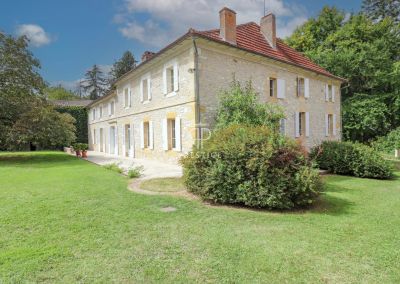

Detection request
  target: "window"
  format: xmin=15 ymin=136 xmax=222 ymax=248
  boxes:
xmin=279 ymin=118 xmax=286 ymax=135
xmin=299 ymin=112 xmax=305 ymax=136
xmin=93 ymin=129 xmax=96 ymax=144
xmin=328 ymin=114 xmax=333 ymax=136
xmin=143 ymin=121 xmax=150 ymax=148
xmin=163 ymin=61 xmax=178 ymax=96
xmin=326 ymin=114 xmax=336 ymax=137
xmin=269 ymin=78 xmax=277 ymax=97
xmin=297 ymin=77 xmax=305 ymax=97
xmin=328 ymin=85 xmax=332 ymax=101
xmin=124 ymin=88 xmax=130 ymax=108
xmin=99 ymin=106 xmax=103 ymax=118
xmin=325 ymin=84 xmax=335 ymax=102
xmin=141 ymin=75 xmax=151 ymax=102
xmin=92 ymin=109 xmax=96 ymax=121
xmin=109 ymin=101 xmax=115 ymax=116
xmin=168 ymin=119 xmax=176 ymax=149
xmin=167 ymin=66 xmax=174 ymax=93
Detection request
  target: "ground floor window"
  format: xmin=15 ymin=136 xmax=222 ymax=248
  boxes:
xmin=168 ymin=118 xmax=176 ymax=150
xmin=143 ymin=122 xmax=150 ymax=148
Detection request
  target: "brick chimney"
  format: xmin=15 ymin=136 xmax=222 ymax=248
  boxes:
xmin=141 ymin=51 xmax=155 ymax=62
xmin=219 ymin=7 xmax=237 ymax=45
xmin=260 ymin=13 xmax=277 ymax=49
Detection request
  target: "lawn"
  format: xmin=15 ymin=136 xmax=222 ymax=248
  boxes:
xmin=0 ymin=152 xmax=399 ymax=283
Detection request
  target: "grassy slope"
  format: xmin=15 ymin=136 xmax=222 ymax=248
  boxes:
xmin=0 ymin=152 xmax=399 ymax=283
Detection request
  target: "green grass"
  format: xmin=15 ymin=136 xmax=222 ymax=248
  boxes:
xmin=1 ymin=152 xmax=400 ymax=283
xmin=140 ymin=177 xmax=185 ymax=192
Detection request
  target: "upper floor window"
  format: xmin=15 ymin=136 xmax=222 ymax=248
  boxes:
xmin=325 ymin=84 xmax=335 ymax=102
xmin=92 ymin=109 xmax=96 ymax=121
xmin=109 ymin=100 xmax=115 ymax=116
xmin=297 ymin=77 xmax=309 ymax=98
xmin=163 ymin=61 xmax=179 ymax=96
xmin=141 ymin=74 xmax=151 ymax=103
xmin=124 ymin=88 xmax=131 ymax=108
xmin=99 ymin=105 xmax=103 ymax=118
xmin=269 ymin=78 xmax=277 ymax=97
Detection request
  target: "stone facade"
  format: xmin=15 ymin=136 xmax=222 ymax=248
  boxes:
xmin=88 ymin=21 xmax=342 ymax=164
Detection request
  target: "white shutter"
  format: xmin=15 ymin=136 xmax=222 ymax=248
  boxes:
xmin=333 ymin=114 xmax=337 ymax=136
xmin=140 ymin=81 xmax=144 ymax=102
xmin=304 ymin=78 xmax=310 ymax=98
xmin=140 ymin=121 xmax=144 ymax=149
xmin=108 ymin=103 xmax=111 ymax=116
xmin=122 ymin=125 xmax=125 ymax=156
xmin=97 ymin=130 xmax=100 ymax=151
xmin=325 ymin=84 xmax=329 ymax=102
xmin=325 ymin=114 xmax=329 ymax=137
xmin=162 ymin=118 xmax=168 ymax=150
xmin=332 ymin=85 xmax=335 ymax=102
xmin=295 ymin=112 xmax=300 ymax=138
xmin=130 ymin=123 xmax=135 ymax=157
xmin=305 ymin=112 xmax=310 ymax=137
xmin=148 ymin=78 xmax=152 ymax=100
xmin=115 ymin=125 xmax=119 ymax=156
xmin=149 ymin=121 xmax=154 ymax=149
xmin=173 ymin=62 xmax=179 ymax=92
xmin=277 ymin=79 xmax=285 ymax=99
xmin=174 ymin=117 xmax=181 ymax=152
xmin=108 ymin=127 xmax=111 ymax=154
xmin=129 ymin=89 xmax=132 ymax=107
xmin=162 ymin=67 xmax=167 ymax=95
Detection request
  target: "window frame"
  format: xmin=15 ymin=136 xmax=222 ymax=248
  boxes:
xmin=269 ymin=78 xmax=277 ymax=97
xmin=297 ymin=77 xmax=305 ymax=97
xmin=141 ymin=73 xmax=151 ymax=103
xmin=143 ymin=121 xmax=150 ymax=148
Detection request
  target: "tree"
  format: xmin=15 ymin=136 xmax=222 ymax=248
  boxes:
xmin=109 ymin=51 xmax=137 ymax=83
xmin=45 ymin=85 xmax=81 ymax=100
xmin=215 ymin=80 xmax=284 ymax=131
xmin=83 ymin=65 xmax=108 ymax=100
xmin=362 ymin=0 xmax=400 ymax=23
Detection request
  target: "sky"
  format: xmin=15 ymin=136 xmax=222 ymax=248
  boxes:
xmin=0 ymin=0 xmax=362 ymax=91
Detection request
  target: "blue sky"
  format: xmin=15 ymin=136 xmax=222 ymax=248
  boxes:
xmin=0 ymin=0 xmax=362 ymax=90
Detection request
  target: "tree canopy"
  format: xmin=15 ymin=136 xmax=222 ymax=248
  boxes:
xmin=45 ymin=85 xmax=81 ymax=100
xmin=109 ymin=51 xmax=137 ymax=83
xmin=362 ymin=0 xmax=400 ymax=23
xmin=83 ymin=64 xmax=109 ymax=100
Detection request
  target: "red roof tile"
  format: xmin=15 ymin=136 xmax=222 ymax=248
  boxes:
xmin=196 ymin=22 xmax=337 ymax=79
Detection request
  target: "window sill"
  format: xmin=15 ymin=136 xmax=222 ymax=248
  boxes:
xmin=165 ymin=91 xmax=177 ymax=98
xmin=142 ymin=100 xmax=150 ymax=105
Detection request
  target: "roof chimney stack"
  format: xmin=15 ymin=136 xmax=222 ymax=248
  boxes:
xmin=260 ymin=13 xmax=277 ymax=49
xmin=219 ymin=7 xmax=237 ymax=45
xmin=141 ymin=51 xmax=155 ymax=63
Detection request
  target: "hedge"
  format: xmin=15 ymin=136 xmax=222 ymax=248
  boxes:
xmin=55 ymin=106 xmax=88 ymax=143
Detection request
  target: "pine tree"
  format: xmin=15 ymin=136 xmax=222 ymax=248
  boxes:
xmin=109 ymin=51 xmax=137 ymax=83
xmin=83 ymin=65 xmax=108 ymax=100
xmin=362 ymin=0 xmax=400 ymax=23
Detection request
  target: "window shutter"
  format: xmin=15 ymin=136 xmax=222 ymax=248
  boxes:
xmin=140 ymin=122 xmax=144 ymax=149
xmin=305 ymin=112 xmax=310 ymax=137
xmin=162 ymin=119 xmax=168 ymax=150
xmin=304 ymin=78 xmax=310 ymax=98
xmin=97 ymin=130 xmax=100 ymax=151
xmin=108 ymin=127 xmax=111 ymax=154
xmin=325 ymin=114 xmax=329 ymax=137
xmin=295 ymin=112 xmax=300 ymax=138
xmin=277 ymin=79 xmax=285 ymax=99
xmin=108 ymin=103 xmax=111 ymax=116
xmin=148 ymin=78 xmax=152 ymax=100
xmin=122 ymin=125 xmax=125 ymax=156
xmin=163 ymin=67 xmax=167 ymax=95
xmin=325 ymin=84 xmax=329 ymax=102
xmin=333 ymin=114 xmax=337 ymax=136
xmin=296 ymin=77 xmax=299 ymax=97
xmin=175 ymin=117 xmax=181 ymax=152
xmin=140 ymin=81 xmax=144 ymax=102
xmin=115 ymin=125 xmax=119 ymax=155
xmin=332 ymin=85 xmax=335 ymax=102
xmin=149 ymin=121 xmax=154 ymax=149
xmin=130 ymin=123 xmax=135 ymax=157
xmin=129 ymin=89 xmax=132 ymax=107
xmin=173 ymin=62 xmax=179 ymax=92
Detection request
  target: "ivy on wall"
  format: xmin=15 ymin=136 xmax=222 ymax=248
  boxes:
xmin=55 ymin=106 xmax=88 ymax=143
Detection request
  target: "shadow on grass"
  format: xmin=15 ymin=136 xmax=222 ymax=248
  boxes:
xmin=0 ymin=151 xmax=80 ymax=168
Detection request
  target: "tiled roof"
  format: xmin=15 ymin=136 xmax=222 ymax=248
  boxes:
xmin=50 ymin=100 xmax=93 ymax=107
xmin=196 ymin=22 xmax=337 ymax=79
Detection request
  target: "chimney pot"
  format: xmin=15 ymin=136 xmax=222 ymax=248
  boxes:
xmin=141 ymin=51 xmax=155 ymax=63
xmin=260 ymin=13 xmax=277 ymax=49
xmin=219 ymin=7 xmax=237 ymax=45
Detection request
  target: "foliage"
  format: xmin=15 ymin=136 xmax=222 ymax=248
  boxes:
xmin=310 ymin=141 xmax=393 ymax=179
xmin=342 ymin=93 xmax=391 ymax=141
xmin=55 ymin=106 xmax=88 ymax=143
xmin=83 ymin=64 xmax=109 ymax=100
xmin=181 ymin=125 xmax=322 ymax=210
xmin=109 ymin=51 xmax=137 ymax=84
xmin=102 ymin=163 xmax=123 ymax=174
xmin=372 ymin=127 xmax=400 ymax=153
xmin=215 ymin=80 xmax=284 ymax=131
xmin=0 ymin=31 xmax=46 ymax=149
xmin=127 ymin=166 xmax=143 ymax=178
xmin=8 ymin=104 xmax=76 ymax=150
xmin=45 ymin=85 xmax=81 ymax=100
xmin=362 ymin=0 xmax=400 ymax=23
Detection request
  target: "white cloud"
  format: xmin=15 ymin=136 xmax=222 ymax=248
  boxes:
xmin=116 ymin=0 xmax=308 ymax=47
xmin=16 ymin=24 xmax=53 ymax=47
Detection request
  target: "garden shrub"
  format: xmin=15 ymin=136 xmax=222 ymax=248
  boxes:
xmin=55 ymin=106 xmax=88 ymax=143
xmin=310 ymin=141 xmax=393 ymax=179
xmin=127 ymin=166 xmax=144 ymax=178
xmin=372 ymin=127 xmax=400 ymax=154
xmin=103 ymin=163 xmax=123 ymax=174
xmin=180 ymin=125 xmax=322 ymax=210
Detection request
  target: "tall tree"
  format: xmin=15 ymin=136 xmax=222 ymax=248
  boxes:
xmin=83 ymin=65 xmax=108 ymax=100
xmin=109 ymin=51 xmax=137 ymax=83
xmin=362 ymin=0 xmax=400 ymax=23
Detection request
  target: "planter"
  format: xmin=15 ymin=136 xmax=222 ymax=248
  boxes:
xmin=75 ymin=150 xmax=81 ymax=157
xmin=81 ymin=150 xmax=88 ymax=158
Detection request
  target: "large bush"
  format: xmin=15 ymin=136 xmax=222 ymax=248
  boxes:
xmin=310 ymin=141 xmax=393 ymax=179
xmin=372 ymin=127 xmax=400 ymax=154
xmin=180 ymin=125 xmax=322 ymax=210
xmin=55 ymin=106 xmax=88 ymax=143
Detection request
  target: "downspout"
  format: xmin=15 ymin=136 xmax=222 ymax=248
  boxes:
xmin=192 ymin=36 xmax=201 ymax=146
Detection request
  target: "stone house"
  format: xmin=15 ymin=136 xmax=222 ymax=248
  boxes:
xmin=87 ymin=7 xmax=345 ymax=164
